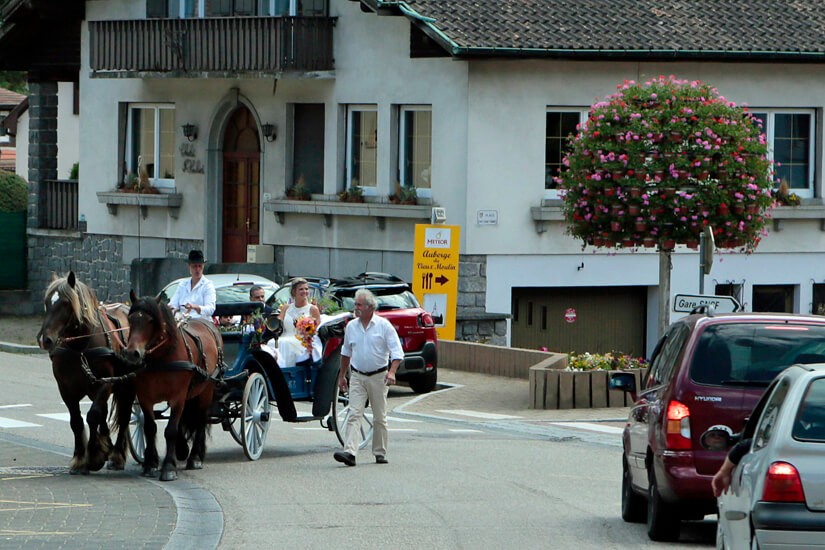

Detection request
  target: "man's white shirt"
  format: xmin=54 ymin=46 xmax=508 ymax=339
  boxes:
xmin=169 ymin=277 xmax=216 ymax=319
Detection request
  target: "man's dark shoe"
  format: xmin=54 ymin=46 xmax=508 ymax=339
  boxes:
xmin=375 ymin=455 xmax=388 ymax=464
xmin=334 ymin=451 xmax=356 ymax=467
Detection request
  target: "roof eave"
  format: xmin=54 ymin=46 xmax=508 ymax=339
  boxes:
xmin=445 ymin=47 xmax=825 ymax=63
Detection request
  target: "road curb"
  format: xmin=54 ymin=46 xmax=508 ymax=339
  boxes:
xmin=0 ymin=341 xmax=45 ymax=355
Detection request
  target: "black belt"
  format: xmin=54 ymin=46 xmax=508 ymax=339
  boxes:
xmin=351 ymin=366 xmax=388 ymax=376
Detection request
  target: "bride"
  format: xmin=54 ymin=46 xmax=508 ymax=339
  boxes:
xmin=274 ymin=277 xmax=322 ymax=367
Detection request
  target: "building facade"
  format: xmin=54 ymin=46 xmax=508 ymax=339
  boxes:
xmin=6 ymin=0 xmax=825 ymax=353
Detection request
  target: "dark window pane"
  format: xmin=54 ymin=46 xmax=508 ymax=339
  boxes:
xmin=147 ymin=0 xmax=168 ymax=18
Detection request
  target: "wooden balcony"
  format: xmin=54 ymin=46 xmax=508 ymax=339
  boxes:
xmin=89 ymin=17 xmax=334 ymax=77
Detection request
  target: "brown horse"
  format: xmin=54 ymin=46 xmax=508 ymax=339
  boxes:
xmin=37 ymin=272 xmax=134 ymax=474
xmin=123 ymin=291 xmax=223 ymax=481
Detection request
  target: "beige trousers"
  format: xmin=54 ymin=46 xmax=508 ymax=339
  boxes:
xmin=344 ymin=370 xmax=389 ymax=458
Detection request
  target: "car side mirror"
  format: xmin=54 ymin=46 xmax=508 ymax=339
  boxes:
xmin=700 ymin=425 xmax=739 ymax=451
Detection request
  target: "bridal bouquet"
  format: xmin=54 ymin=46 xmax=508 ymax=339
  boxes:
xmin=295 ymin=316 xmax=318 ymax=352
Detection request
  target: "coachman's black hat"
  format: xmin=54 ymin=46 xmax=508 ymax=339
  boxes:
xmin=187 ymin=250 xmax=205 ymax=264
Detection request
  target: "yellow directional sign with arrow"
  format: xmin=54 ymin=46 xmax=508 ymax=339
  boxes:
xmin=412 ymin=224 xmax=460 ymax=340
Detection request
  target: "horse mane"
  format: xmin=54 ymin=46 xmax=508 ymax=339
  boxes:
xmin=130 ymin=295 xmax=177 ymax=343
xmin=45 ymin=275 xmax=100 ymax=328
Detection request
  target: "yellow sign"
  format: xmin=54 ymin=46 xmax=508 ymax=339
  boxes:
xmin=412 ymin=224 xmax=460 ymax=340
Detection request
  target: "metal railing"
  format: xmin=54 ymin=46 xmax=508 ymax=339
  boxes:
xmin=89 ymin=16 xmax=334 ymax=74
xmin=40 ymin=179 xmax=78 ymax=230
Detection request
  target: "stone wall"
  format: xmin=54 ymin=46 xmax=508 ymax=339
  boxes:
xmin=457 ymin=254 xmax=508 ymax=345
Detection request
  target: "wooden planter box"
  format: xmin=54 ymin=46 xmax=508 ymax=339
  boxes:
xmin=529 ymin=367 xmax=645 ymax=410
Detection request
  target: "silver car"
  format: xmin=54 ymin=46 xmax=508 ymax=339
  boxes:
xmin=713 ymin=363 xmax=825 ymax=549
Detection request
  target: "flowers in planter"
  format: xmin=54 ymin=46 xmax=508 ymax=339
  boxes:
xmin=566 ymin=351 xmax=647 ymax=372
xmin=558 ymin=76 xmax=775 ymax=253
xmin=389 ymin=183 xmax=418 ymax=205
xmin=119 ymin=171 xmax=160 ymax=194
xmin=338 ymin=183 xmax=365 ymax=203
xmin=772 ymin=179 xmax=801 ymax=206
xmin=286 ymin=175 xmax=311 ymax=200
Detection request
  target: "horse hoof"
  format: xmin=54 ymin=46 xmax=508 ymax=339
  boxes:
xmin=142 ymin=468 xmax=157 ymax=478
xmin=186 ymin=459 xmax=203 ymax=470
xmin=106 ymin=460 xmax=125 ymax=471
xmin=87 ymin=456 xmax=106 ymax=472
xmin=160 ymin=470 xmax=178 ymax=482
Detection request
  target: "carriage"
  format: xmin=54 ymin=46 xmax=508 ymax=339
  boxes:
xmin=127 ymin=301 xmax=374 ymax=464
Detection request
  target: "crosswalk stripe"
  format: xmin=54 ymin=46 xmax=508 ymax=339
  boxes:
xmin=37 ymin=413 xmax=72 ymax=422
xmin=549 ymin=422 xmax=624 ymax=435
xmin=436 ymin=409 xmax=523 ymax=420
xmin=0 ymin=416 xmax=41 ymax=428
xmin=0 ymin=404 xmax=32 ymax=409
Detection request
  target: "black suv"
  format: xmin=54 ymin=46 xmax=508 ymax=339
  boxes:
xmin=270 ymin=273 xmax=438 ymax=393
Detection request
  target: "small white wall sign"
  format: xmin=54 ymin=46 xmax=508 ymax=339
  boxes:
xmin=477 ymin=210 xmax=498 ymax=225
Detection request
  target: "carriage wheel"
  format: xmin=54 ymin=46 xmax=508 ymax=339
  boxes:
xmin=331 ymin=385 xmax=373 ymax=450
xmin=127 ymin=400 xmax=146 ymax=464
xmin=222 ymin=401 xmax=243 ymax=446
xmin=241 ymin=372 xmax=271 ymax=461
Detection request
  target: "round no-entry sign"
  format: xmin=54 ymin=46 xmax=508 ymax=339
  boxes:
xmin=564 ymin=308 xmax=577 ymax=323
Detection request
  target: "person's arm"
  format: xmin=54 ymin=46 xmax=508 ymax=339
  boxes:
xmin=338 ymin=325 xmax=353 ymax=392
xmin=198 ymin=280 xmax=216 ymax=318
xmin=711 ymin=438 xmax=752 ymax=497
xmin=309 ymin=304 xmax=322 ymax=325
xmin=168 ymin=282 xmax=185 ymax=312
xmin=384 ymin=322 xmax=405 ymax=386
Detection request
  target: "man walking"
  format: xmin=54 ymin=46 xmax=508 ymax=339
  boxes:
xmin=334 ymin=288 xmax=404 ymax=466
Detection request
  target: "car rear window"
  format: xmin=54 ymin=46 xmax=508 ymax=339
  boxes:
xmin=793 ymin=378 xmax=825 ymax=442
xmin=690 ymin=323 xmax=825 ymax=387
xmin=337 ymin=289 xmax=420 ymax=311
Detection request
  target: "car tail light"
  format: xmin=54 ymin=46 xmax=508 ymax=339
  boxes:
xmin=762 ymin=462 xmax=805 ymax=503
xmin=665 ymin=400 xmax=692 ymax=450
xmin=420 ymin=312 xmax=435 ymax=327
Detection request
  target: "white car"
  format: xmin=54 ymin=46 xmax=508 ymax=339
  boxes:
xmin=157 ymin=273 xmax=280 ymax=306
xmin=709 ymin=363 xmax=825 ymax=550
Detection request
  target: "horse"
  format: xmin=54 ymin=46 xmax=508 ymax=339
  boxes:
xmin=122 ymin=291 xmax=223 ymax=481
xmin=36 ymin=272 xmax=135 ymax=474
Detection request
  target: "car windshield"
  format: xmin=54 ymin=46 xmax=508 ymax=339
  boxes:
xmin=337 ymin=289 xmax=420 ymax=312
xmin=690 ymin=323 xmax=825 ymax=386
xmin=159 ymin=282 xmax=276 ymax=305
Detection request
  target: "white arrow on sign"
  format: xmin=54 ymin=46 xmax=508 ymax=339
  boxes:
xmin=674 ymin=294 xmax=741 ymax=314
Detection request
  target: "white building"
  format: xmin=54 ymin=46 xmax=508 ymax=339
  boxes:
xmin=6 ymin=0 xmax=825 ymax=352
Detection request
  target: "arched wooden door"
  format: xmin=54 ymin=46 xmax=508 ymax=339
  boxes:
xmin=222 ymin=106 xmax=261 ymax=263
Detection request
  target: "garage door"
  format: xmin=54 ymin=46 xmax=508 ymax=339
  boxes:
xmin=511 ymin=286 xmax=647 ymax=357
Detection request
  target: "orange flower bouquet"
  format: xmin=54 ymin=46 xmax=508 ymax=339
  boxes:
xmin=295 ymin=316 xmax=318 ymax=352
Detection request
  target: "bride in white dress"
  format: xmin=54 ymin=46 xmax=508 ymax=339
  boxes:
xmin=275 ymin=278 xmax=322 ymax=367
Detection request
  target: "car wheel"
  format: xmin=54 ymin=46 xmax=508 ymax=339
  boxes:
xmin=408 ymin=369 xmax=437 ymax=394
xmin=647 ymin=469 xmax=680 ymax=542
xmin=621 ymin=458 xmax=646 ymax=523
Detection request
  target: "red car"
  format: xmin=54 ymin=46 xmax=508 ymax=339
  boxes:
xmin=611 ymin=311 xmax=825 ymax=542
xmin=269 ymin=273 xmax=438 ymax=393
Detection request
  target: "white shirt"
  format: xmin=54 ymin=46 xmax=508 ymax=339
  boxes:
xmin=341 ymin=314 xmax=404 ymax=373
xmin=169 ymin=276 xmax=216 ymax=319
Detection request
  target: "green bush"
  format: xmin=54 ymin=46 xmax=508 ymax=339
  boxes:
xmin=566 ymin=352 xmax=647 ymax=372
xmin=0 ymin=170 xmax=28 ymax=213
xmin=69 ymin=162 xmax=79 ymax=180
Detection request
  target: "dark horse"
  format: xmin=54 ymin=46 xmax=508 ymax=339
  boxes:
xmin=123 ymin=291 xmax=223 ymax=481
xmin=37 ymin=272 xmax=134 ymax=474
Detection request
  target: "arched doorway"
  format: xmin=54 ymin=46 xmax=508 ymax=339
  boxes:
xmin=222 ymin=106 xmax=260 ymax=263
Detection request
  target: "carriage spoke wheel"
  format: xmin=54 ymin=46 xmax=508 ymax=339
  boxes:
xmin=128 ymin=400 xmax=146 ymax=465
xmin=331 ymin=385 xmax=373 ymax=450
xmin=241 ymin=373 xmax=270 ymax=461
xmin=222 ymin=401 xmax=243 ymax=446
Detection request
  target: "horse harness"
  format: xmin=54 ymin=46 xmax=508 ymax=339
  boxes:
xmin=52 ymin=307 xmax=130 ymax=387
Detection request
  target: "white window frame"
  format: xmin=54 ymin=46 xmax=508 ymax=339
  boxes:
xmin=545 ymin=108 xmax=588 ymax=200
xmin=125 ymin=103 xmax=176 ymax=190
xmin=398 ymin=105 xmax=432 ymax=200
xmin=345 ymin=104 xmax=378 ymax=196
xmin=749 ymin=109 xmax=816 ymax=199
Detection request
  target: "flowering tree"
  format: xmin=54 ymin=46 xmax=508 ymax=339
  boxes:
xmin=558 ymin=76 xmax=774 ymax=252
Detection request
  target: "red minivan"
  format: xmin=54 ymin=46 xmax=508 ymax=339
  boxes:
xmin=612 ymin=311 xmax=825 ymax=542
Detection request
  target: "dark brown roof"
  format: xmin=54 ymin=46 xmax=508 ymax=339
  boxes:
xmin=365 ymin=0 xmax=825 ymax=61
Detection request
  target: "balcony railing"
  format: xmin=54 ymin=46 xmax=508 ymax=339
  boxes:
xmin=89 ymin=17 xmax=334 ymax=75
xmin=40 ymin=179 xmax=78 ymax=230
